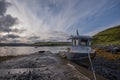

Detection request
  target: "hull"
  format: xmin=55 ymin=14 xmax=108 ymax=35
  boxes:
xmin=65 ymin=52 xmax=96 ymax=67
xmin=65 ymin=52 xmax=95 ymax=60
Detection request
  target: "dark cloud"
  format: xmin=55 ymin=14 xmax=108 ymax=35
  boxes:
xmin=27 ymin=36 xmax=40 ymax=43
xmin=0 ymin=0 xmax=26 ymax=43
xmin=4 ymin=34 xmax=20 ymax=39
xmin=0 ymin=0 xmax=22 ymax=33
xmin=0 ymin=15 xmax=18 ymax=32
xmin=0 ymin=34 xmax=20 ymax=42
xmin=28 ymin=36 xmax=40 ymax=40
xmin=0 ymin=36 xmax=7 ymax=42
xmin=0 ymin=0 xmax=6 ymax=16
xmin=11 ymin=39 xmax=21 ymax=43
xmin=10 ymin=28 xmax=26 ymax=33
xmin=3 ymin=14 xmax=18 ymax=27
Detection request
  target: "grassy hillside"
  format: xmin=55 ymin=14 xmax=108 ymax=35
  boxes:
xmin=92 ymin=25 xmax=120 ymax=45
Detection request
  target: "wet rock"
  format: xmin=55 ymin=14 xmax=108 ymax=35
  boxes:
xmin=39 ymin=51 xmax=45 ymax=53
xmin=48 ymin=75 xmax=51 ymax=78
xmin=23 ymin=72 xmax=26 ymax=74
xmin=0 ymin=51 xmax=93 ymax=80
xmin=46 ymin=68 xmax=49 ymax=70
xmin=8 ymin=71 xmax=10 ymax=74
xmin=93 ymin=56 xmax=120 ymax=80
xmin=12 ymin=75 xmax=16 ymax=78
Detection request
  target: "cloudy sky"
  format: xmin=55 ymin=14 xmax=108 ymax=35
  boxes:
xmin=0 ymin=0 xmax=120 ymax=43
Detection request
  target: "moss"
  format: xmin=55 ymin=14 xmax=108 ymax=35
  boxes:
xmin=95 ymin=48 xmax=120 ymax=60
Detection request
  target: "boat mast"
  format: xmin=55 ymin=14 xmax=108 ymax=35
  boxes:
xmin=76 ymin=29 xmax=79 ymax=36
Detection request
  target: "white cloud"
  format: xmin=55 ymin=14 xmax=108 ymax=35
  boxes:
xmin=5 ymin=0 xmax=120 ymax=42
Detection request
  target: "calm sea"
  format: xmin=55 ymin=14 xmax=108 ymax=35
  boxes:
xmin=0 ymin=46 xmax=68 ymax=56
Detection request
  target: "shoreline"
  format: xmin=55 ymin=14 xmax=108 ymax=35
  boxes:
xmin=0 ymin=51 xmax=107 ymax=80
xmin=0 ymin=49 xmax=120 ymax=80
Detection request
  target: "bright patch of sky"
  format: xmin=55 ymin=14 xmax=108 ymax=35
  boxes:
xmin=6 ymin=0 xmax=120 ymax=42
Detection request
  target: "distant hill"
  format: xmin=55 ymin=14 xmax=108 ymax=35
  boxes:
xmin=33 ymin=42 xmax=70 ymax=46
xmin=92 ymin=25 xmax=120 ymax=46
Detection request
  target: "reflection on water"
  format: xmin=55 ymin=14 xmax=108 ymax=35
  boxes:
xmin=0 ymin=46 xmax=68 ymax=56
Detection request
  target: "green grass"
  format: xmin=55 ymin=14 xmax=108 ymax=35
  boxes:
xmin=92 ymin=25 xmax=120 ymax=46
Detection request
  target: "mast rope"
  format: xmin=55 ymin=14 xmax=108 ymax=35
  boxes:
xmin=88 ymin=48 xmax=97 ymax=80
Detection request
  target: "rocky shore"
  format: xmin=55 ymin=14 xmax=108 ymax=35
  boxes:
xmin=0 ymin=51 xmax=94 ymax=80
xmin=93 ymin=57 xmax=120 ymax=80
xmin=0 ymin=51 xmax=112 ymax=80
xmin=69 ymin=47 xmax=120 ymax=80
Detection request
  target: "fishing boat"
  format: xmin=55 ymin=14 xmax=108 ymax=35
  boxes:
xmin=59 ymin=30 xmax=96 ymax=66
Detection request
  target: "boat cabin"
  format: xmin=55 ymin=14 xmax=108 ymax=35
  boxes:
xmin=70 ymin=36 xmax=92 ymax=47
xmin=67 ymin=30 xmax=93 ymax=53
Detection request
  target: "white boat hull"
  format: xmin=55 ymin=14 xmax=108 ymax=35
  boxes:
xmin=60 ymin=52 xmax=96 ymax=66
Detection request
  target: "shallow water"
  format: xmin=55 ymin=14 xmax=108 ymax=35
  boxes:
xmin=0 ymin=46 xmax=68 ymax=56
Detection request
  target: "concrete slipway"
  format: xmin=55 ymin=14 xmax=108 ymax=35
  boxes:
xmin=0 ymin=51 xmax=107 ymax=80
